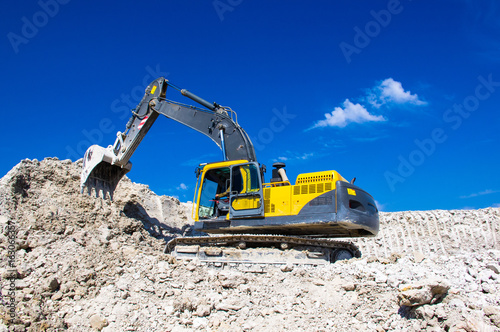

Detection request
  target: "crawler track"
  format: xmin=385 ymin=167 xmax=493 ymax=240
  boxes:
xmin=165 ymin=235 xmax=361 ymax=269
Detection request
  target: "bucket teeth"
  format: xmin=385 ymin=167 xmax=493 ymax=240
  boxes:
xmin=81 ymin=160 xmax=129 ymax=200
xmin=81 ymin=178 xmax=114 ymax=200
xmin=81 ymin=174 xmax=120 ymax=200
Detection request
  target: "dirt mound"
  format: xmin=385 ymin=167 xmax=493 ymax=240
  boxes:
xmin=0 ymin=158 xmax=499 ymax=331
xmin=0 ymin=158 xmax=192 ymax=246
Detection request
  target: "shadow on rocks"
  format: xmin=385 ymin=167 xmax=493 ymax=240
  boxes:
xmin=398 ymin=305 xmax=417 ymax=319
xmin=122 ymin=201 xmax=191 ymax=243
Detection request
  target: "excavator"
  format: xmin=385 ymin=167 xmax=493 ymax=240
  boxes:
xmin=81 ymin=77 xmax=379 ymax=267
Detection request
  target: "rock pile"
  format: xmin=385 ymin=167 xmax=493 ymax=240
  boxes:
xmin=0 ymin=158 xmax=499 ymax=331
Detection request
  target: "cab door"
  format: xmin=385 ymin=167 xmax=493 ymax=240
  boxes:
xmin=229 ymin=162 xmax=264 ymax=219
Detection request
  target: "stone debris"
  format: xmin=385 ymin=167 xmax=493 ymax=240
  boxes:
xmin=88 ymin=314 xmax=107 ymax=331
xmin=397 ymin=278 xmax=450 ymax=306
xmin=0 ymin=158 xmax=499 ymax=331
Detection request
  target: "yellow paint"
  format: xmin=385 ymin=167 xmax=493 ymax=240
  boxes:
xmin=240 ymin=166 xmax=247 ymax=192
xmin=201 ymin=160 xmax=249 ymax=172
xmin=264 ymin=170 xmax=348 ymax=217
xmin=150 ymin=85 xmax=157 ymax=94
xmin=296 ymin=170 xmax=347 ymax=184
xmin=347 ymin=188 xmax=356 ymax=196
xmin=232 ymin=196 xmax=261 ymax=210
xmin=264 ymin=185 xmax=292 ymax=215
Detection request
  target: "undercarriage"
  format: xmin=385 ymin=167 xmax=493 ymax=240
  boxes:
xmin=165 ymin=234 xmax=361 ymax=271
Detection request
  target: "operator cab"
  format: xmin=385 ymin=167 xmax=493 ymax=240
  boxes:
xmin=194 ymin=160 xmax=264 ymax=221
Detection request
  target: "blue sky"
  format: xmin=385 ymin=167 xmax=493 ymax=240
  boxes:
xmin=1 ymin=0 xmax=499 ymax=212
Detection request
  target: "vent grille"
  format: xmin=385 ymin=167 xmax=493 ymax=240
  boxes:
xmin=292 ymin=183 xmax=333 ymax=195
xmin=301 ymin=185 xmax=308 ymax=195
xmin=264 ymin=200 xmax=270 ymax=213
xmin=271 ymin=204 xmax=275 ymax=213
xmin=309 ymin=184 xmax=316 ymax=194
xmin=297 ymin=174 xmax=334 ymax=184
xmin=264 ymin=188 xmax=271 ymax=200
xmin=293 ymin=185 xmax=300 ymax=195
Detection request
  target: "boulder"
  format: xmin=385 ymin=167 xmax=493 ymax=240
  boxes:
xmin=398 ymin=279 xmax=450 ymax=306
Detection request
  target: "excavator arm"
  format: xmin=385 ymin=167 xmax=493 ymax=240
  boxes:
xmin=81 ymin=77 xmax=256 ymax=199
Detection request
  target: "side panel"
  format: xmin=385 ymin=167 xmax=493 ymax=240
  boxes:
xmin=290 ymin=181 xmax=335 ymax=215
xmin=263 ymin=170 xmax=343 ymax=218
xmin=264 ymin=185 xmax=292 ymax=216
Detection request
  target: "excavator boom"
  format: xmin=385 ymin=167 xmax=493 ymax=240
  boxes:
xmin=81 ymin=78 xmax=256 ymax=198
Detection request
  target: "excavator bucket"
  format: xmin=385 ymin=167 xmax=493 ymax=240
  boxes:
xmin=80 ymin=145 xmax=132 ymax=200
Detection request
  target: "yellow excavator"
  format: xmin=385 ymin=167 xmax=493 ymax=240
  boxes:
xmin=81 ymin=77 xmax=379 ymax=266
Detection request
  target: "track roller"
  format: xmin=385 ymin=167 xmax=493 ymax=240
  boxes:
xmin=331 ymin=248 xmax=355 ymax=262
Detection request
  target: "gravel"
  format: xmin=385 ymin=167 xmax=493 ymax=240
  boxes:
xmin=0 ymin=158 xmax=498 ymax=331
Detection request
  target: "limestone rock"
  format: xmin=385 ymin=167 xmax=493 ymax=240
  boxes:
xmin=44 ymin=277 xmax=60 ymax=293
xmin=398 ymin=279 xmax=450 ymax=306
xmin=342 ymin=283 xmax=356 ymax=291
xmin=89 ymin=314 xmax=108 ymax=331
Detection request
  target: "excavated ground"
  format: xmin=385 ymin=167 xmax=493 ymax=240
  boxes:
xmin=0 ymin=158 xmax=499 ymax=331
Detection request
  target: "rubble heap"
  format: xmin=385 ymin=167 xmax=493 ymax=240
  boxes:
xmin=0 ymin=158 xmax=499 ymax=331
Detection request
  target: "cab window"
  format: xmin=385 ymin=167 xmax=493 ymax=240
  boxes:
xmin=231 ymin=164 xmax=260 ymax=194
xmin=198 ymin=177 xmax=218 ymax=219
xmin=197 ymin=167 xmax=230 ymax=219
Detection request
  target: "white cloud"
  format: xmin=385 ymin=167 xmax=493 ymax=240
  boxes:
xmin=375 ymin=200 xmax=386 ymax=212
xmin=177 ymin=183 xmax=188 ymax=190
xmin=310 ymin=78 xmax=426 ymax=130
xmin=460 ymin=189 xmax=499 ymax=199
xmin=492 ymin=203 xmax=500 ymax=208
xmin=274 ymin=152 xmax=314 ymax=162
xmin=313 ymin=99 xmax=386 ymax=128
xmin=369 ymin=78 xmax=427 ymax=108
xmin=299 ymin=153 xmax=314 ymax=160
